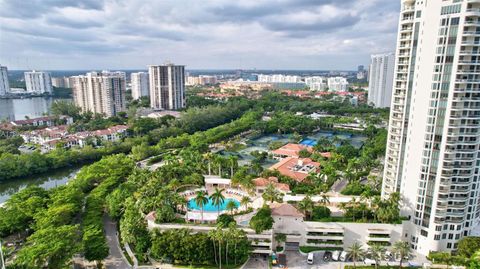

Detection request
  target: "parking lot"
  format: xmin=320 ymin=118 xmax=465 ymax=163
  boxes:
xmin=245 ymin=250 xmax=427 ymax=269
xmin=244 ymin=251 xmax=345 ymax=269
xmin=284 ymin=250 xmax=342 ymax=269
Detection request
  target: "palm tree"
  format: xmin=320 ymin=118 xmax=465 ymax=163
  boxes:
xmin=194 ymin=190 xmax=209 ymax=223
xmin=369 ymin=245 xmax=385 ymax=269
xmin=228 ymin=155 xmax=238 ymax=177
xmin=262 ymin=183 xmax=283 ymax=204
xmin=214 ymin=155 xmax=224 ymax=176
xmin=298 ymin=195 xmax=314 ymax=220
xmin=203 ymin=152 xmax=214 ymax=175
xmin=347 ymin=242 xmax=365 ymax=269
xmin=226 ymin=200 xmax=238 ymax=215
xmin=393 ymin=240 xmax=411 ymax=268
xmin=319 ymin=192 xmax=330 ymax=216
xmin=240 ymin=196 xmax=251 ymax=211
xmin=210 ymin=188 xmax=226 ymax=216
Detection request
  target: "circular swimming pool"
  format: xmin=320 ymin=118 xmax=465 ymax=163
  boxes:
xmin=188 ymin=197 xmax=240 ymax=212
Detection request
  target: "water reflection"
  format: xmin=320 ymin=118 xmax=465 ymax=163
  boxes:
xmin=0 ymin=167 xmax=80 ymax=203
xmin=0 ymin=97 xmax=70 ymax=121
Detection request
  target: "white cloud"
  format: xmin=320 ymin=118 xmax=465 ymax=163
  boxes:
xmin=0 ymin=0 xmax=400 ymax=70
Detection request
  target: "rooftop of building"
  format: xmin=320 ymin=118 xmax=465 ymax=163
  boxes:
xmin=253 ymin=177 xmax=290 ymax=192
xmin=269 ymin=157 xmax=320 ymax=182
xmin=271 ymin=143 xmax=313 ymax=158
xmin=270 ymin=202 xmax=304 ymax=218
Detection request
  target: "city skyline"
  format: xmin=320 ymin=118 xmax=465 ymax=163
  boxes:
xmin=0 ymin=0 xmax=399 ymax=70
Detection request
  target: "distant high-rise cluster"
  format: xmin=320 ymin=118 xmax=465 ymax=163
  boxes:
xmin=0 ymin=65 xmax=10 ymax=96
xmin=357 ymin=65 xmax=368 ymax=80
xmin=327 ymin=77 xmax=349 ymax=92
xmin=24 ymin=70 xmax=52 ymax=94
xmin=72 ymin=71 xmax=126 ymax=117
xmin=304 ymin=76 xmax=327 ymax=91
xmin=51 ymin=76 xmax=75 ymax=88
xmin=130 ymin=72 xmax=149 ymax=100
xmin=257 ymin=74 xmax=302 ymax=83
xmin=185 ymin=75 xmax=217 ymax=86
xmin=368 ymin=53 xmax=395 ymax=108
xmin=149 ymin=63 xmax=186 ymax=110
xmin=383 ymin=0 xmax=480 ymax=255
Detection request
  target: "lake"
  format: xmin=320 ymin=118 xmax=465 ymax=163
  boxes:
xmin=0 ymin=97 xmax=70 ymax=121
xmin=0 ymin=166 xmax=80 ymax=204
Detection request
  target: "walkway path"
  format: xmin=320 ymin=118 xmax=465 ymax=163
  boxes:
xmin=103 ymin=215 xmax=132 ymax=269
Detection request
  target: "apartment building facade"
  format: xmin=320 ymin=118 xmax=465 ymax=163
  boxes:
xmin=327 ymin=77 xmax=349 ymax=92
xmin=149 ymin=63 xmax=186 ymax=110
xmin=24 ymin=70 xmax=52 ymax=94
xmin=368 ymin=53 xmax=395 ymax=108
xmin=131 ymin=72 xmax=149 ymax=100
xmin=382 ymin=0 xmax=480 ymax=255
xmin=0 ymin=65 xmax=9 ymax=96
xmin=72 ymin=71 xmax=126 ymax=117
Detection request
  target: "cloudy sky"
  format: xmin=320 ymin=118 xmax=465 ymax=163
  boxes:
xmin=0 ymin=0 xmax=400 ymax=70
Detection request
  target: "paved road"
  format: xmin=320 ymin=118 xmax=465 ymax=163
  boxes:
xmin=103 ymin=215 xmax=132 ymax=269
xmin=332 ymin=179 xmax=348 ymax=193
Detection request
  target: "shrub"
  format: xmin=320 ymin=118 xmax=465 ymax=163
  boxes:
xmin=217 ymin=214 xmax=235 ymax=228
xmin=312 ymin=206 xmax=331 ymax=220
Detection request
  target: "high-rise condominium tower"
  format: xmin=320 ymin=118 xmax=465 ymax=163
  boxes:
xmin=24 ymin=70 xmax=52 ymax=94
xmin=382 ymin=0 xmax=480 ymax=255
xmin=131 ymin=72 xmax=149 ymax=100
xmin=72 ymin=71 xmax=126 ymax=117
xmin=149 ymin=63 xmax=185 ymax=110
xmin=0 ymin=65 xmax=9 ymax=96
xmin=368 ymin=53 xmax=395 ymax=108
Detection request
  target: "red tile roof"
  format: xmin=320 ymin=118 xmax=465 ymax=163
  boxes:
xmin=320 ymin=152 xmax=332 ymax=158
xmin=269 ymin=157 xmax=320 ymax=182
xmin=271 ymin=143 xmax=313 ymax=158
xmin=270 ymin=203 xmax=304 ymax=218
xmin=253 ymin=177 xmax=290 ymax=192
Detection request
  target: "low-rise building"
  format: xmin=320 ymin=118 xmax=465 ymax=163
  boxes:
xmin=271 ymin=143 xmax=313 ymax=160
xmin=0 ymin=123 xmax=16 ymax=138
xmin=146 ymin=202 xmax=407 ymax=254
xmin=252 ymin=177 xmax=290 ymax=195
xmin=269 ymin=157 xmax=320 ymax=182
xmin=21 ymin=124 xmax=129 ymax=152
xmin=10 ymin=115 xmax=73 ymax=127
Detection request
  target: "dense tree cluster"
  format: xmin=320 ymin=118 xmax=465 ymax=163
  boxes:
xmin=249 ymin=206 xmax=274 ymax=234
xmin=0 ymin=142 xmax=133 ymax=180
xmin=150 ymin=226 xmax=250 ymax=267
xmin=0 ymin=154 xmax=135 ymax=268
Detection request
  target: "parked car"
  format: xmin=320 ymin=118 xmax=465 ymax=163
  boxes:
xmin=307 ymin=253 xmax=314 ymax=265
xmin=323 ymin=251 xmax=332 ymax=262
xmin=339 ymin=251 xmax=348 ymax=262
xmin=332 ymin=251 xmax=341 ymax=261
xmin=364 ymin=258 xmax=376 ymax=266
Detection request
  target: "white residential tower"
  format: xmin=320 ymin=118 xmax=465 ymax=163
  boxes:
xmin=72 ymin=71 xmax=126 ymax=117
xmin=0 ymin=65 xmax=9 ymax=96
xmin=149 ymin=63 xmax=186 ymax=110
xmin=24 ymin=71 xmax=52 ymax=94
xmin=368 ymin=53 xmax=395 ymax=108
xmin=131 ymin=72 xmax=149 ymax=100
xmin=382 ymin=0 xmax=480 ymax=255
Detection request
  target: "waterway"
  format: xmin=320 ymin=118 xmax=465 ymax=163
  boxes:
xmin=0 ymin=97 xmax=70 ymax=121
xmin=0 ymin=166 xmax=80 ymax=204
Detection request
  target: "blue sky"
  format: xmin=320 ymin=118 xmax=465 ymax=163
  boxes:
xmin=0 ymin=0 xmax=400 ymax=70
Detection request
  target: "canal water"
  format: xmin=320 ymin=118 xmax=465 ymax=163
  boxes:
xmin=0 ymin=166 xmax=80 ymax=204
xmin=0 ymin=97 xmax=71 ymax=121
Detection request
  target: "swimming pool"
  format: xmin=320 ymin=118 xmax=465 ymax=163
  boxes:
xmin=188 ymin=197 xmax=240 ymax=212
